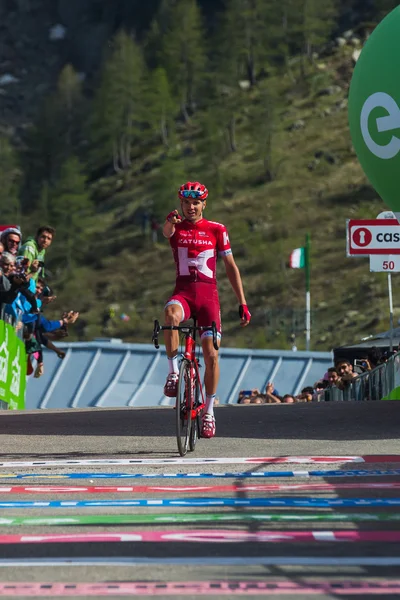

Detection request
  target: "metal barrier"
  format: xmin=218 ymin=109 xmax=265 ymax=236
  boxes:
xmin=317 ymin=352 xmax=400 ymax=402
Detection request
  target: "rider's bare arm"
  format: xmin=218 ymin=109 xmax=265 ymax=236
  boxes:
xmin=163 ymin=221 xmax=175 ymax=238
xmin=222 ymin=253 xmax=247 ymax=305
xmin=163 ymin=210 xmax=182 ymax=238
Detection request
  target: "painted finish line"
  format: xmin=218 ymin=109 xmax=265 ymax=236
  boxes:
xmin=1 ymin=512 xmax=399 ymax=527
xmin=1 ymin=482 xmax=400 ymax=494
xmin=2 ymin=468 xmax=400 ymax=480
xmin=0 ymin=497 xmax=399 ymax=508
xmin=0 ymin=455 xmax=398 ymax=468
xmin=0 ymin=530 xmax=399 ymax=544
xmin=0 ymin=581 xmax=398 ymax=596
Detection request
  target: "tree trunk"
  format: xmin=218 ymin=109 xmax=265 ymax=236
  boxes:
xmin=246 ymin=54 xmax=256 ymax=87
xmin=113 ymin=141 xmax=122 ymax=173
xmin=227 ymin=116 xmax=237 ymax=152
xmin=160 ymin=114 xmax=169 ymax=147
xmin=181 ymin=101 xmax=190 ymax=124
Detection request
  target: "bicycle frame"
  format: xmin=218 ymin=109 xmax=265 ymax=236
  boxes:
xmin=152 ymin=319 xmax=218 ymax=414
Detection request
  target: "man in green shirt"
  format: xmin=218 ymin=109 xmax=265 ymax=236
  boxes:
xmin=18 ymin=226 xmax=55 ymax=281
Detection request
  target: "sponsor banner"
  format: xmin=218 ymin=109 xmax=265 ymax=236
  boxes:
xmin=0 ymin=530 xmax=398 ymax=544
xmin=0 ymin=322 xmax=26 ymax=410
xmin=0 ymin=456 xmax=397 ymax=468
xmin=0 ymin=512 xmax=398 ymax=527
xmin=0 ymin=482 xmax=399 ymax=494
xmin=0 ymin=581 xmax=398 ymax=596
xmin=0 ymin=468 xmax=398 ymax=480
xmin=0 ymin=497 xmax=398 ymax=509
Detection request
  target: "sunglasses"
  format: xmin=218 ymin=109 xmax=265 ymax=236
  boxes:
xmin=8 ymin=239 xmax=19 ymax=245
xmin=181 ymin=190 xmax=203 ymax=199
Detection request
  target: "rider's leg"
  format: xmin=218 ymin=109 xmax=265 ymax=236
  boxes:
xmin=201 ymin=336 xmax=220 ymax=417
xmin=163 ymin=299 xmax=188 ymax=397
xmin=164 ymin=303 xmax=183 ymax=374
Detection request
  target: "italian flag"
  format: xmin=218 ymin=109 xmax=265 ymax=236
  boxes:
xmin=289 ymin=247 xmax=305 ymax=269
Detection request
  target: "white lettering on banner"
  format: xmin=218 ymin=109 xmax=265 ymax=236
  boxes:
xmin=10 ymin=346 xmax=20 ymax=398
xmin=0 ymin=329 xmax=9 ymax=385
xmin=361 ymin=92 xmax=400 ymax=159
xmin=178 ymin=248 xmax=215 ymax=278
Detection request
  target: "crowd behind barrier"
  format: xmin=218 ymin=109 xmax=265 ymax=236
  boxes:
xmin=237 ymin=346 xmax=399 ymax=405
xmin=0 ymin=224 xmax=80 ymax=408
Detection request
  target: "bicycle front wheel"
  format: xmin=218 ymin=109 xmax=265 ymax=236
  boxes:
xmin=189 ymin=371 xmax=201 ymax=452
xmin=176 ymin=359 xmax=193 ymax=456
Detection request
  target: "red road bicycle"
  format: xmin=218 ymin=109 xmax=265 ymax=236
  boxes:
xmin=152 ymin=319 xmax=218 ymax=456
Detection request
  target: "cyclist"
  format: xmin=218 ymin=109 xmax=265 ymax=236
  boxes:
xmin=162 ymin=181 xmax=251 ymax=439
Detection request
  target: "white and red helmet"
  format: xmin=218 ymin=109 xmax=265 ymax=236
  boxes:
xmin=178 ymin=181 xmax=208 ymax=201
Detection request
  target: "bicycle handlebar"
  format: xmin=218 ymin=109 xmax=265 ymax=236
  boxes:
xmin=152 ymin=320 xmax=219 ymax=351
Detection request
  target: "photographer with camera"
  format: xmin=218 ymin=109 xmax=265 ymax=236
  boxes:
xmin=0 ymin=253 xmax=38 ymax=315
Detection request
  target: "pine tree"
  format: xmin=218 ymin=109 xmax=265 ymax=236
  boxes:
xmin=301 ymin=0 xmax=338 ymax=61
xmin=151 ymin=149 xmax=186 ymax=219
xmin=21 ymin=65 xmax=85 ymax=209
xmin=146 ymin=67 xmax=177 ymax=146
xmin=56 ymin=64 xmax=84 ymax=155
xmin=197 ymin=107 xmax=227 ymax=196
xmin=50 ymin=156 xmax=92 ymax=268
xmin=0 ymin=137 xmax=21 ymax=221
xmin=220 ymin=0 xmax=273 ymax=87
xmin=91 ymin=31 xmax=145 ymax=171
xmin=156 ymin=0 xmax=207 ymax=121
xmin=253 ymin=87 xmax=280 ymax=182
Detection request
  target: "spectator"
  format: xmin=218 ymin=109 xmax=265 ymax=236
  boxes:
xmin=264 ymin=382 xmax=281 ymax=403
xmin=251 ymin=396 xmax=266 ymax=404
xmin=18 ymin=226 xmax=55 ymax=281
xmin=0 ymin=227 xmax=21 ymax=256
xmin=297 ymin=386 xmax=314 ymax=402
xmin=238 ymin=389 xmax=260 ymax=403
xmin=282 ymin=394 xmax=296 ymax=403
xmin=313 ymin=379 xmax=329 ymax=401
xmin=366 ymin=347 xmax=383 ymax=370
xmin=0 ymin=242 xmax=4 ymax=256
xmin=0 ymin=253 xmax=37 ymax=314
xmin=326 ymin=367 xmax=339 ymax=386
xmin=335 ymin=358 xmax=358 ymax=391
xmin=238 ymin=395 xmax=251 ymax=404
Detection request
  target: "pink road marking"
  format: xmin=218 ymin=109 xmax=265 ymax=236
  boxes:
xmin=1 ymin=482 xmax=399 ymax=494
xmin=246 ymin=456 xmax=400 ymax=464
xmin=0 ymin=581 xmax=399 ymax=595
xmin=0 ymin=530 xmax=399 ymax=544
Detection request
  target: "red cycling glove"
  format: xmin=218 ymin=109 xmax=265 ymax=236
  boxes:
xmin=166 ymin=210 xmax=183 ymax=223
xmin=239 ymin=304 xmax=251 ymax=324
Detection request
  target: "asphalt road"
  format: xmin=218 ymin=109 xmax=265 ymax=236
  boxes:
xmin=0 ymin=401 xmax=399 ymax=599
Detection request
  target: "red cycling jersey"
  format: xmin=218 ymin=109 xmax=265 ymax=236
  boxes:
xmin=168 ymin=218 xmax=232 ymax=285
xmin=165 ymin=218 xmax=232 ymax=335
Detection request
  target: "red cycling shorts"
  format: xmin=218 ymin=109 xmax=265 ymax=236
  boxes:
xmin=165 ymin=283 xmax=221 ymax=338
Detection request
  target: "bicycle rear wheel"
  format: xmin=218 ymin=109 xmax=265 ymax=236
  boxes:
xmin=176 ymin=359 xmax=192 ymax=456
xmin=189 ymin=371 xmax=201 ymax=452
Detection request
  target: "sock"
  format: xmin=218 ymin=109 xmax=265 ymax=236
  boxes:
xmin=168 ymin=356 xmax=179 ymax=375
xmin=205 ymin=393 xmax=216 ymax=417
